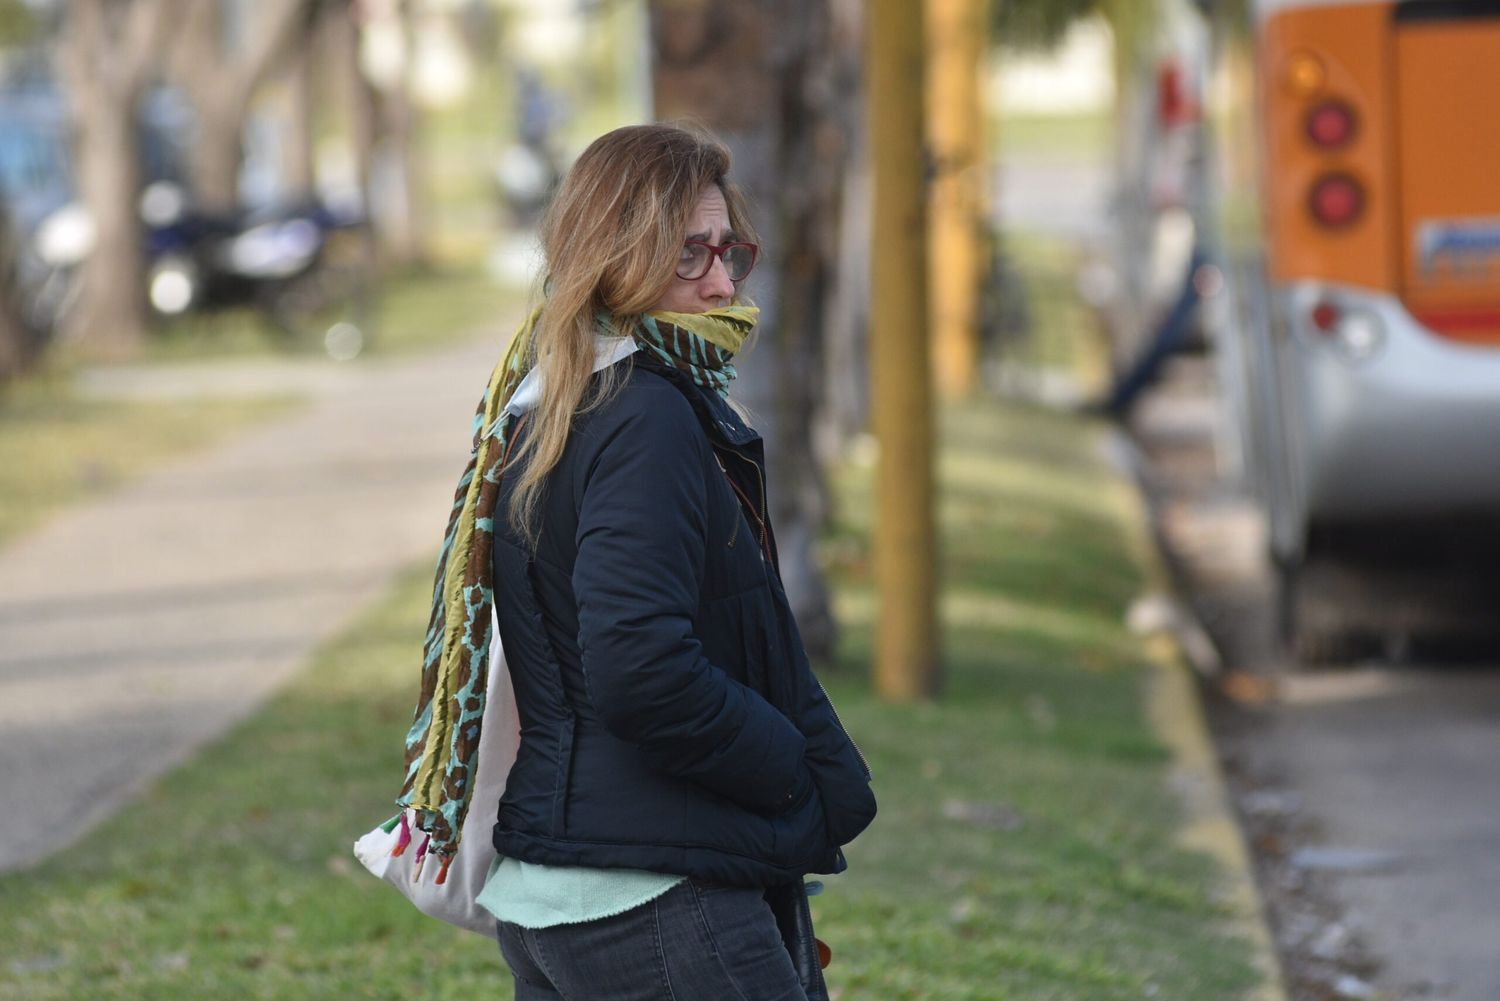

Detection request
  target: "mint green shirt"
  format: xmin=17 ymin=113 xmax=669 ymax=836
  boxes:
xmin=477 ymin=856 xmax=685 ymax=929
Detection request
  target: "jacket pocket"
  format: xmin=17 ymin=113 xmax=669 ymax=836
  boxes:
xmin=800 ymin=680 xmax=878 ymax=848
xmin=551 ymin=712 xmax=576 ymax=837
xmin=810 ymin=760 xmax=877 ymax=849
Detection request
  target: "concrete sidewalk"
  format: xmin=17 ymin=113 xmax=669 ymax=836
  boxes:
xmin=0 ymin=327 xmax=514 ymax=872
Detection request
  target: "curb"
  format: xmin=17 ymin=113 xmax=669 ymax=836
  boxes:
xmin=1104 ymin=428 xmax=1290 ymax=1001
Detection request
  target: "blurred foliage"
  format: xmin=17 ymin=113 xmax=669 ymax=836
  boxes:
xmin=994 ymin=0 xmax=1159 ymax=74
xmin=1099 ymin=0 xmax=1161 ymax=82
xmin=994 ymin=0 xmax=1100 ymax=52
xmin=1209 ymin=0 xmax=1253 ymax=41
xmin=0 ymin=0 xmax=38 ymax=46
xmin=992 ymin=228 xmax=1111 ymax=395
xmin=993 ymin=110 xmax=1111 ymax=157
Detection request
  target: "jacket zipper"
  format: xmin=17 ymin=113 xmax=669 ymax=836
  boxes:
xmin=714 ymin=447 xmax=871 ymax=782
xmin=714 ymin=449 xmax=773 ymax=565
xmin=744 ymin=453 xmax=773 ymax=568
xmin=819 ymin=680 xmax=872 ymax=779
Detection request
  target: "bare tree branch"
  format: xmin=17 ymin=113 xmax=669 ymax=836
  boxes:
xmin=55 ymin=0 xmax=103 ymax=109
xmin=56 ymin=0 xmax=189 ymax=357
xmin=164 ymin=0 xmax=222 ymax=90
xmin=167 ymin=0 xmax=317 ymax=210
xmin=230 ymin=0 xmax=317 ymax=121
xmin=120 ymin=0 xmax=189 ymax=95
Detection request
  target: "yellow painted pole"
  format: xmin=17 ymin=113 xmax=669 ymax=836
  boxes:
xmin=868 ymin=0 xmax=940 ymax=701
xmin=927 ymin=0 xmax=987 ymax=400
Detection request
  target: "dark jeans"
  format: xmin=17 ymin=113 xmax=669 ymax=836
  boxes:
xmin=497 ymin=877 xmax=808 ymax=1001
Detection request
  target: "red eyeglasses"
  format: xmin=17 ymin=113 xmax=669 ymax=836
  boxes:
xmin=676 ymin=240 xmax=759 ymax=282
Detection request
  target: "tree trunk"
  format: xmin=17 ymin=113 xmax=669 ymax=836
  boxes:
xmin=72 ymin=100 xmax=150 ymax=358
xmin=331 ymin=3 xmax=379 ymax=271
xmin=0 ymin=203 xmax=30 ymax=380
xmin=650 ymin=0 xmax=853 ymax=662
xmin=869 ymin=0 xmax=939 ymax=700
xmin=380 ymin=0 xmax=428 ymax=268
xmin=56 ymin=0 xmax=183 ymax=359
xmin=821 ymin=0 xmax=871 ymax=455
xmin=927 ymin=0 xmax=987 ymax=400
xmin=172 ymin=0 xmax=232 ymax=211
xmin=170 ymin=0 xmax=315 ymax=214
xmin=191 ymin=113 xmax=246 ymax=213
xmin=0 ymin=310 xmax=24 ymax=383
xmin=282 ymin=12 xmax=317 ymax=203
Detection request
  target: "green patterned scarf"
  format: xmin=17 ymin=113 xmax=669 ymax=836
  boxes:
xmin=392 ymin=303 xmax=758 ymax=878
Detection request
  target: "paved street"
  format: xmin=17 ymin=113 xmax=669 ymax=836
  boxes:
xmin=0 ymin=327 xmax=515 ymax=872
xmin=1132 ymin=355 xmax=1500 ymax=1001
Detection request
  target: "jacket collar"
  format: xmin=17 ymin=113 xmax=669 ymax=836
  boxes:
xmin=633 ymin=354 xmax=762 ymax=449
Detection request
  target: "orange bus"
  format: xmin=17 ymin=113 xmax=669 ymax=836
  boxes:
xmin=1201 ymin=0 xmax=1500 ymax=657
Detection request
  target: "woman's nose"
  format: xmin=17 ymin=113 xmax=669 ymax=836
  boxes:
xmin=701 ymin=255 xmax=736 ymax=300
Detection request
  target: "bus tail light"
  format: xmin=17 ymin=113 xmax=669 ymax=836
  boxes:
xmin=1309 ymin=173 xmax=1365 ymax=228
xmin=1284 ymin=50 xmax=1326 ymax=97
xmin=1307 ymin=299 xmax=1385 ymax=361
xmin=1306 ymin=100 xmax=1356 ymax=148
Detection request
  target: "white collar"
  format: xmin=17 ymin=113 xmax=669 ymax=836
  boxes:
xmin=483 ymin=334 xmax=638 ymax=440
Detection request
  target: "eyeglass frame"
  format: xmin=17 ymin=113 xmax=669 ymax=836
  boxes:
xmin=676 ymin=239 xmax=760 ymax=282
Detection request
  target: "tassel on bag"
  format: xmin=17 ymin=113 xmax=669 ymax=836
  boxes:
xmin=412 ymin=833 xmax=431 ymax=881
xmin=391 ymin=812 xmax=412 ymax=858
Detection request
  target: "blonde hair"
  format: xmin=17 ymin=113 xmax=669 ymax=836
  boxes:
xmin=506 ymin=123 xmax=758 ymax=546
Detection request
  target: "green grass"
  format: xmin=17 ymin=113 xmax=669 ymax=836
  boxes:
xmin=0 ymin=563 xmax=501 ymax=1000
xmin=0 ymin=388 xmax=1260 ymax=999
xmin=811 ymin=400 xmax=1259 ymax=998
xmin=995 ymin=229 xmax=1111 ymax=396
xmin=997 ymin=111 xmax=1112 ymax=159
xmin=0 ymin=377 xmax=296 ymax=550
xmin=364 ymin=266 xmax=525 ymax=354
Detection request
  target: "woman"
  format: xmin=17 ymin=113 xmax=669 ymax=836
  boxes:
xmin=406 ymin=124 xmax=876 ymax=1000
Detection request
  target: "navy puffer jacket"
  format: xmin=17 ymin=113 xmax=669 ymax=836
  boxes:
xmin=488 ymin=353 xmax=876 ymax=887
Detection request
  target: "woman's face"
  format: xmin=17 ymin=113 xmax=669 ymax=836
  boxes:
xmin=651 ymin=185 xmax=739 ymax=314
